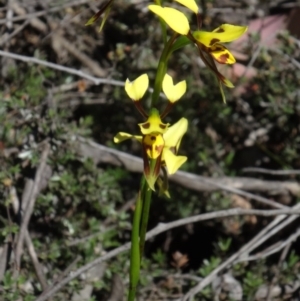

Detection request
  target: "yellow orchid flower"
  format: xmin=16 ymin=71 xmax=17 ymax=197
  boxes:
xmin=193 ymin=24 xmax=248 ymax=65
xmin=148 ymin=1 xmax=247 ymax=101
xmin=114 ymin=118 xmax=187 ymax=171
xmin=148 ymin=5 xmax=190 ymax=35
xmin=114 ymin=112 xmax=188 ymax=190
xmin=149 ymin=3 xmax=247 ymax=66
xmin=125 ymin=74 xmax=149 ymax=101
xmin=174 ymin=0 xmax=198 ymax=14
xmin=162 ymin=73 xmax=187 ymax=103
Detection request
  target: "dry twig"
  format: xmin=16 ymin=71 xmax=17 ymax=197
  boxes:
xmin=14 ymin=143 xmax=50 ymax=274
xmin=237 ymin=227 xmax=300 ymax=263
xmin=0 ymin=50 xmax=124 ymax=87
xmin=243 ymin=167 xmax=300 ymax=176
xmin=9 ymin=187 xmax=48 ymax=290
xmin=182 ymin=203 xmax=300 ymax=301
xmin=0 ymin=0 xmax=91 ymax=25
xmin=51 ymin=34 xmax=107 ymax=77
xmin=265 ymin=228 xmax=298 ymax=301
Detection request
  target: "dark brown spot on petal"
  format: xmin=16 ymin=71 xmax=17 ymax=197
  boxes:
xmin=159 ymin=124 xmax=166 ymax=129
xmin=155 ymin=145 xmax=164 ymax=153
xmin=154 ymin=154 xmax=162 ymax=176
xmin=209 ymin=45 xmax=223 ymax=52
xmin=210 ymin=38 xmax=220 ymax=46
xmin=208 ymin=45 xmax=223 ymax=53
xmin=142 ymin=147 xmax=150 ymax=174
xmin=215 ymin=28 xmax=225 ymax=33
xmin=218 ymin=53 xmax=230 ymax=64
xmin=151 ymin=136 xmax=156 ymax=141
xmin=142 ymin=122 xmax=150 ymax=129
xmin=169 ymin=146 xmax=176 ymax=154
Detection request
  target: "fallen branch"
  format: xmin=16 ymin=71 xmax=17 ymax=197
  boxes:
xmin=242 ymin=167 xmax=300 ymax=176
xmin=76 ymin=137 xmax=300 ymax=196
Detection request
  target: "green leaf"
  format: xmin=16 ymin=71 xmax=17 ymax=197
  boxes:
xmin=85 ymin=10 xmax=103 ymax=26
xmin=85 ymin=0 xmax=114 ymax=28
xmin=98 ymin=5 xmax=112 ymax=32
xmin=170 ymin=36 xmax=192 ymax=54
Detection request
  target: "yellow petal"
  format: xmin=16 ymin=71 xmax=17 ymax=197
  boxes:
xmin=163 ymin=118 xmax=188 ymax=149
xmin=193 ymin=24 xmax=248 ymax=47
xmin=143 ymin=133 xmax=165 ymax=159
xmin=212 ymin=24 xmax=248 ymax=41
xmin=174 ymin=0 xmax=198 ymax=14
xmin=114 ymin=132 xmax=142 ymax=143
xmin=209 ymin=44 xmax=236 ymax=64
xmin=139 ymin=108 xmax=169 ymax=135
xmin=148 ymin=5 xmax=190 ymax=35
xmin=162 ymin=73 xmax=187 ymax=103
xmin=162 ymin=149 xmax=187 ymax=174
xmin=124 ymin=74 xmax=149 ymax=101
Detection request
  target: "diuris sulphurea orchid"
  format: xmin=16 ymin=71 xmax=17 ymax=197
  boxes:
xmin=148 ymin=0 xmax=247 ymax=102
xmin=114 ymin=109 xmax=188 ymax=191
xmin=114 ymin=73 xmax=188 ymax=192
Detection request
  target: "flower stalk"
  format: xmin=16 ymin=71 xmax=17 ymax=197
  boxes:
xmin=139 ymin=182 xmax=153 ymax=257
xmin=128 ymin=187 xmax=143 ymax=301
xmin=151 ymin=32 xmax=178 ymax=107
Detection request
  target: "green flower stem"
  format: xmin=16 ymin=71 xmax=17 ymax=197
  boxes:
xmin=159 ymin=19 xmax=167 ymax=45
xmin=139 ymin=182 xmax=152 ymax=259
xmin=128 ymin=178 xmax=145 ymax=301
xmin=151 ymin=33 xmax=178 ymax=108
